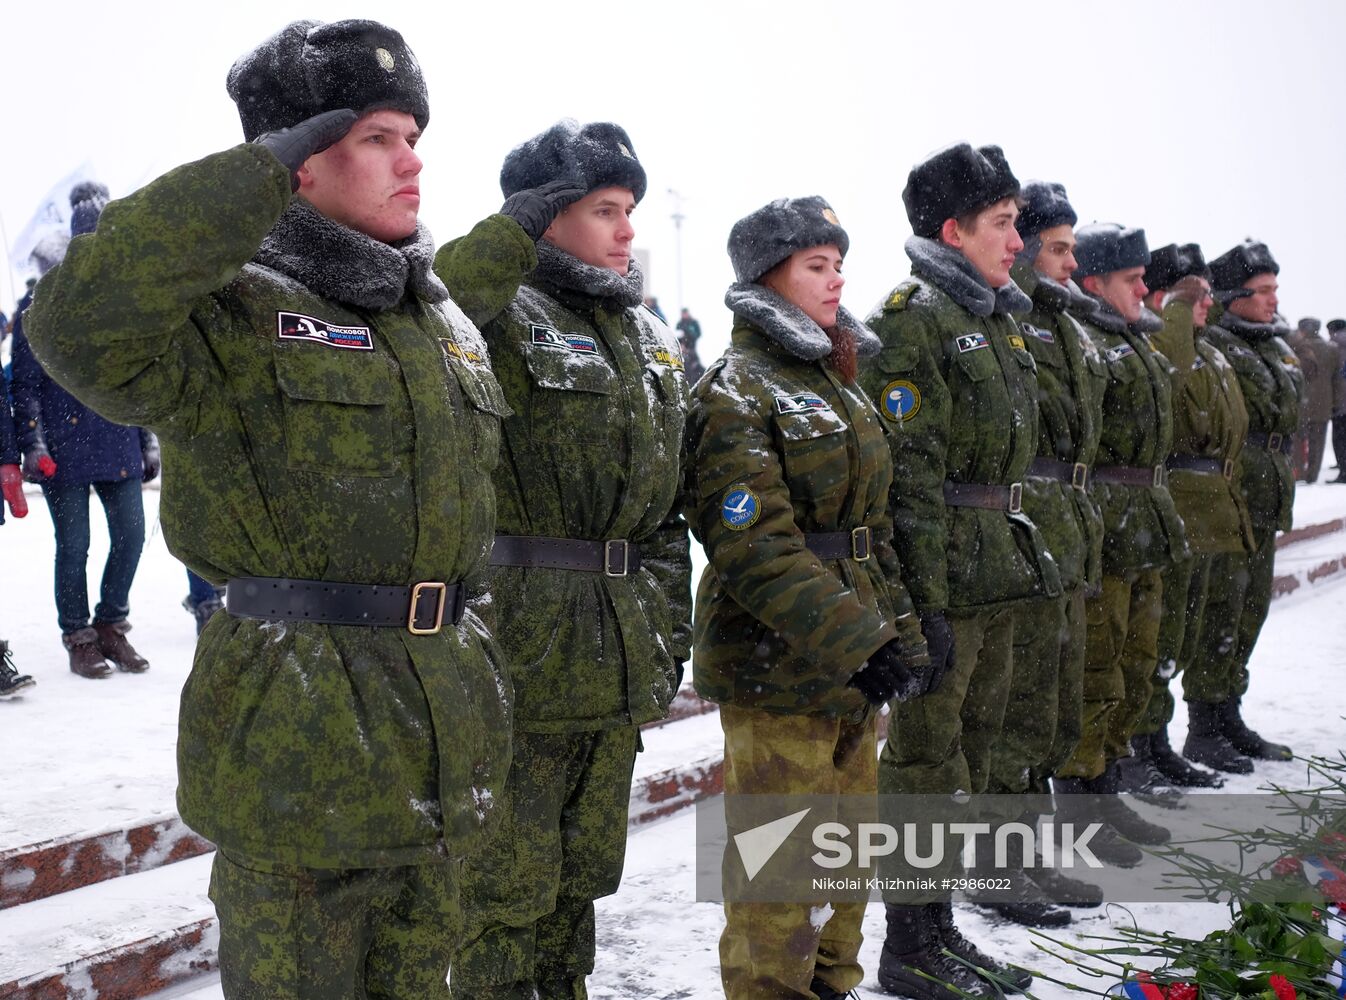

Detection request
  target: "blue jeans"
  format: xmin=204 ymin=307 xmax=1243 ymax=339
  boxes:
xmin=42 ymin=479 xmax=146 ymax=634
xmin=186 ymin=569 xmax=218 ymax=606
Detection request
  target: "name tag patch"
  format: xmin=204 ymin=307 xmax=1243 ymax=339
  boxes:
xmin=882 ymin=380 xmax=921 ymax=422
xmin=1008 ymin=334 xmax=1026 ymax=351
xmin=1024 ymin=323 xmax=1055 ymax=344
xmin=277 ymin=311 xmax=373 ymax=351
xmin=956 ymin=332 xmax=989 ymax=353
xmin=1106 ymin=344 xmax=1136 ymax=362
xmin=652 ymin=348 xmax=685 ymax=370
xmin=532 ymin=325 xmax=597 ymax=353
xmin=721 ymin=486 xmax=761 ymax=531
xmin=441 ymin=339 xmax=485 ymax=365
xmin=775 ymin=393 xmax=831 ymax=415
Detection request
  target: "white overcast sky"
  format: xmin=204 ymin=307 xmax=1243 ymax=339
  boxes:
xmin=5 ymin=0 xmax=1344 ymax=362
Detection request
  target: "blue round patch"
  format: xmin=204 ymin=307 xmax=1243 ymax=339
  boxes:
xmin=721 ymin=486 xmax=761 ymax=531
xmin=882 ymin=380 xmax=921 ymax=422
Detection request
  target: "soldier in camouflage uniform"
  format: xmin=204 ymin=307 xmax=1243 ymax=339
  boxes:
xmin=1127 ymin=245 xmax=1251 ymax=791
xmin=860 ymin=144 xmax=1056 ymax=999
xmin=434 ymin=120 xmax=692 ymax=1000
xmin=983 ymin=181 xmax=1106 ymax=927
xmin=687 ymin=197 xmax=929 ymax=1000
xmin=1053 ymin=223 xmax=1186 ymax=859
xmin=22 ymin=20 xmax=533 ymax=996
xmin=1183 ymin=241 xmax=1301 ymax=768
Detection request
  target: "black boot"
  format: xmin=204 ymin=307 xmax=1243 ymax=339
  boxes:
xmin=1092 ymin=762 xmax=1170 ymax=845
xmin=1025 ymin=862 xmax=1104 ymax=907
xmin=183 ymin=590 xmax=224 ymax=637
xmin=1149 ymin=726 xmax=1223 ymax=788
xmin=877 ymin=903 xmax=1000 ymax=999
xmin=810 ymin=976 xmax=859 ymax=1000
xmin=928 ymin=900 xmax=1033 ymax=991
xmin=967 ymin=859 xmax=1071 ymax=928
xmin=1221 ymin=697 xmax=1293 ymax=761
xmin=1183 ymin=701 xmax=1254 ymax=773
xmin=0 ymin=641 xmax=36 ymax=697
xmin=1052 ymin=775 xmax=1143 ymax=868
xmin=1114 ymin=734 xmax=1185 ymax=809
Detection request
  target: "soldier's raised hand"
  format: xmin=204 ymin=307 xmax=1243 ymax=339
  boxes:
xmin=500 ymin=179 xmax=588 ymax=242
xmin=256 ymin=109 xmax=359 ymax=191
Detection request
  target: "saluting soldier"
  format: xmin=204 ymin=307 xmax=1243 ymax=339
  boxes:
xmin=859 ymin=143 xmax=1056 ymax=999
xmin=24 ymin=19 xmax=520 ymax=996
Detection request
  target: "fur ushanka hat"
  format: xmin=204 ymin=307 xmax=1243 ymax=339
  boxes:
xmin=70 ymin=182 xmax=110 ymax=237
xmin=727 ymin=197 xmax=849 ymax=284
xmin=1143 ymin=243 xmax=1210 ymax=292
xmin=227 ymin=20 xmax=429 ymax=141
xmin=902 ymin=143 xmax=1020 ymax=238
xmin=1210 ymin=240 xmax=1280 ymax=291
xmin=500 ymin=120 xmax=647 ymax=203
xmin=1016 ymin=180 xmax=1077 ymax=240
xmin=1074 ymin=223 xmax=1151 ymax=278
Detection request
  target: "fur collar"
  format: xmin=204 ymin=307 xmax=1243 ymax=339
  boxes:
xmin=1013 ymin=262 xmax=1072 ymax=314
xmin=1218 ymin=309 xmax=1281 ymax=341
xmin=533 ymin=241 xmax=645 ymax=308
xmin=905 ymin=236 xmax=1031 ymax=318
xmin=725 ymin=282 xmax=880 ymax=361
xmin=1064 ymin=279 xmax=1099 ymax=320
xmin=1132 ymin=306 xmax=1164 ymax=335
xmin=254 ymin=196 xmax=448 ymax=311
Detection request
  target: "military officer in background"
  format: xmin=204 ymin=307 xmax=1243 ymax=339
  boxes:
xmin=1288 ymin=317 xmax=1342 ymax=483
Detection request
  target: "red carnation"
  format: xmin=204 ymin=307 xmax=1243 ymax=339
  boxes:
xmin=1268 ymin=973 xmax=1296 ymax=1000
xmin=1166 ymin=982 xmax=1197 ymax=1000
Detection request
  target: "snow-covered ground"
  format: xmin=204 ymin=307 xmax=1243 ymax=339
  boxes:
xmin=1 ymin=464 xmax=1344 ymax=998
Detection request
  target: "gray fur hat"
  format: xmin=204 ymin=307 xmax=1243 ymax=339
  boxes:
xmin=727 ymin=196 xmax=849 ymax=284
xmin=70 ymin=181 xmax=110 ymax=237
xmin=1016 ymin=181 xmax=1076 ymax=240
xmin=1143 ymin=243 xmax=1209 ymax=292
xmin=903 ymin=143 xmax=1019 ymax=238
xmin=227 ymin=20 xmax=429 ymax=142
xmin=1210 ymin=240 xmax=1279 ymax=291
xmin=1298 ymin=317 xmax=1322 ymax=335
xmin=501 ymin=120 xmax=647 ymax=203
xmin=1074 ymin=223 xmax=1150 ymax=278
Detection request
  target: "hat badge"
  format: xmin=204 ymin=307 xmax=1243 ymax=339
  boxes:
xmin=376 ymin=47 xmax=396 ymax=72
xmin=822 ymin=208 xmax=840 ymax=225
xmin=618 ymin=142 xmax=633 ymax=159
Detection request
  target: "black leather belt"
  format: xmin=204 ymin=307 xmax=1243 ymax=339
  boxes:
xmin=225 ymin=576 xmax=465 ymax=635
xmin=804 ymin=527 xmax=872 ymax=561
xmin=1092 ymin=464 xmax=1168 ymax=488
xmin=490 ymin=535 xmax=642 ymax=577
xmin=1027 ymin=457 xmax=1091 ymax=490
xmin=1166 ymin=455 xmax=1235 ymax=480
xmin=1247 ymin=431 xmax=1293 ymax=455
xmin=943 ymin=481 xmax=1023 ymax=513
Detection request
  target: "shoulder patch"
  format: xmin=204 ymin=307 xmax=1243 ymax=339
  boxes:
xmin=1283 ymin=355 xmax=1300 ymax=366
xmin=651 ymin=347 xmax=685 ymax=371
xmin=1008 ymin=334 xmax=1026 ymax=351
xmin=881 ymin=380 xmax=921 ymax=422
xmin=775 ymin=393 xmax=831 ymax=415
xmin=440 ymin=338 xmax=486 ymax=366
xmin=277 ymin=311 xmax=373 ymax=351
xmin=956 ymin=332 xmax=989 ymax=353
xmin=721 ymin=486 xmax=761 ymax=531
xmin=531 ymin=324 xmax=597 ymax=353
xmin=885 ymin=282 xmax=919 ymax=312
xmin=1105 ymin=343 xmax=1136 ymax=362
xmin=1023 ymin=322 xmax=1054 ymax=344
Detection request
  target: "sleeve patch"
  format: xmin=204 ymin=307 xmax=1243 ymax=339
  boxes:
xmin=721 ymin=486 xmax=762 ymax=530
xmin=881 ymin=380 xmax=921 ymax=422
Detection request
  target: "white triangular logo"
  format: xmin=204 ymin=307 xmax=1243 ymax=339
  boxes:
xmin=733 ymin=808 xmax=810 ymax=881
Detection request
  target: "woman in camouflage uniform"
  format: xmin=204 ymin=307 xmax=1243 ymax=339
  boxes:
xmin=686 ymin=198 xmax=930 ymax=1000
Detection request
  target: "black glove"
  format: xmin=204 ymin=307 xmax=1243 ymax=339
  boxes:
xmin=140 ymin=431 xmax=161 ymax=483
xmin=848 ymin=637 xmax=926 ymax=707
xmin=500 ymin=179 xmax=588 ymax=242
xmin=256 ymin=109 xmax=359 ymax=191
xmin=918 ymin=611 xmax=954 ymax=697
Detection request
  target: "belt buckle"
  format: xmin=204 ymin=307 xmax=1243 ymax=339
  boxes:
xmin=604 ymin=540 xmax=629 ymax=578
xmin=1071 ymin=462 xmax=1089 ymax=491
xmin=850 ymin=526 xmax=872 ymax=562
xmin=1007 ymin=482 xmax=1023 ymax=514
xmin=408 ymin=581 xmax=447 ymax=635
xmin=1223 ymin=458 xmax=1235 ymax=481
xmin=1268 ymin=432 xmax=1283 ymax=451
xmin=1152 ymin=465 xmax=1168 ymax=488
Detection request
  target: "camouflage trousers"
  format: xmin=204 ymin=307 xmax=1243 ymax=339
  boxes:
xmin=720 ymin=703 xmax=877 ymax=1000
xmin=1059 ymin=568 xmax=1163 ymax=779
xmin=1138 ymin=555 xmax=1213 ymax=733
xmin=209 ymin=849 xmax=458 ymax=998
xmin=986 ymin=588 xmax=1086 ymax=795
xmin=1184 ymin=526 xmax=1270 ymax=704
xmin=448 ymin=726 xmax=639 ymax=1000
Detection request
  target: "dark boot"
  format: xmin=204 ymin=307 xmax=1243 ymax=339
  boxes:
xmin=1149 ymin=726 xmax=1223 ymax=788
xmin=93 ymin=620 xmax=150 ymax=673
xmin=810 ymin=976 xmax=860 ymax=1000
xmin=0 ymin=641 xmax=36 ymax=697
xmin=1025 ymin=862 xmax=1104 ymax=907
xmin=1114 ymin=734 xmax=1185 ymax=809
xmin=876 ymin=903 xmax=1001 ymax=999
xmin=967 ymin=859 xmax=1071 ymax=928
xmin=928 ymin=900 xmax=1033 ymax=991
xmin=63 ymin=628 xmax=113 ymax=679
xmin=1220 ymin=697 xmax=1293 ymax=761
xmin=1052 ymin=775 xmax=1143 ymax=868
xmin=183 ymin=591 xmax=224 ymax=637
xmin=1092 ymin=762 xmax=1170 ymax=845
xmin=1183 ymin=701 xmax=1254 ymax=773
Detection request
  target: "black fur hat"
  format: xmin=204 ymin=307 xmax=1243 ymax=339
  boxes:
xmin=727 ymin=197 xmax=849 ymax=284
xmin=1074 ymin=223 xmax=1150 ymax=278
xmin=1210 ymin=240 xmax=1279 ymax=291
xmin=1143 ymin=243 xmax=1210 ymax=292
xmin=1328 ymin=319 xmax=1346 ymax=333
xmin=903 ymin=143 xmax=1019 ymax=238
xmin=227 ymin=20 xmax=429 ymax=142
xmin=1298 ymin=317 xmax=1321 ymax=335
xmin=500 ymin=120 xmax=647 ymax=203
xmin=1016 ymin=181 xmax=1076 ymax=239
xmin=70 ymin=181 xmax=110 ymax=237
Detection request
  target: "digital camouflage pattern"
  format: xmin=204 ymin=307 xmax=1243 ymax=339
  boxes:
xmin=686 ymin=321 xmax=927 ymax=716
xmin=858 ymin=278 xmax=1060 ymax=612
xmin=24 ymin=145 xmax=513 ymax=868
xmin=434 ymin=250 xmax=692 ymax=732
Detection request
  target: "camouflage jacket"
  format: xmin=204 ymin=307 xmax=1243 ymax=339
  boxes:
xmin=1204 ymin=307 xmax=1303 ymax=534
xmin=687 ymin=284 xmax=927 ymax=716
xmin=1151 ymin=301 xmax=1255 ymax=555
xmin=1011 ymin=263 xmax=1105 ymax=592
xmin=24 ymin=144 xmax=513 ymax=869
xmin=436 ymin=241 xmax=691 ymax=733
xmin=858 ymin=237 xmax=1061 ymax=613
xmin=1077 ymin=298 xmax=1187 ymax=574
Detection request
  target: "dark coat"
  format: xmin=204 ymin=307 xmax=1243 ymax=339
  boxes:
xmin=1 ymin=368 xmax=19 ymax=526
